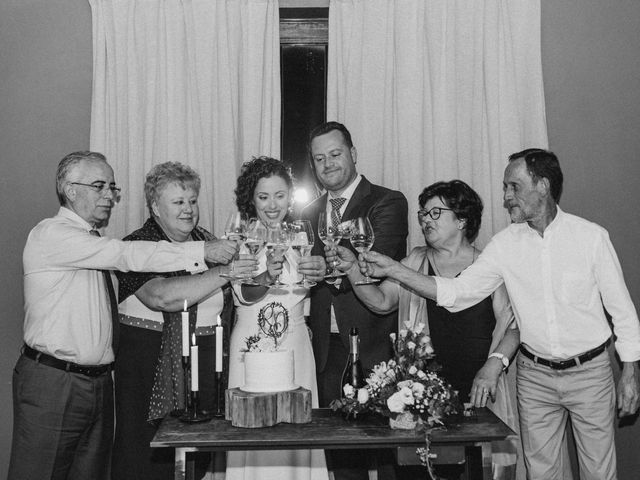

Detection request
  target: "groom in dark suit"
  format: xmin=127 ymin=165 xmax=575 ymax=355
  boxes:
xmin=302 ymin=121 xmax=408 ymax=479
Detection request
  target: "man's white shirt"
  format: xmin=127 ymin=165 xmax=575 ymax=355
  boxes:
xmin=436 ymin=206 xmax=640 ymax=362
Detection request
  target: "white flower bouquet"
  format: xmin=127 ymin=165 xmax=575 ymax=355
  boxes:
xmin=330 ymin=323 xmax=459 ymax=473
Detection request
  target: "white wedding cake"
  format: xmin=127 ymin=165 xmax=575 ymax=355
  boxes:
xmin=226 ymin=303 xmax=311 ymax=427
xmin=241 ymin=349 xmax=297 ymax=393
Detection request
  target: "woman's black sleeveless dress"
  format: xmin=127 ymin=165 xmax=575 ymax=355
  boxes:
xmin=426 ymin=261 xmax=496 ymax=400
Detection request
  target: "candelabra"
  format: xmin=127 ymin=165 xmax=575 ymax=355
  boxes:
xmin=171 ymin=355 xmax=191 ymax=417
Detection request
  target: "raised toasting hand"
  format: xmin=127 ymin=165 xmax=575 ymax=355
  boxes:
xmin=221 ymin=253 xmax=258 ymax=281
xmin=296 ymin=255 xmax=327 ymax=284
xmin=204 ymin=238 xmax=239 ymax=265
xmin=358 ymin=250 xmax=400 ymax=280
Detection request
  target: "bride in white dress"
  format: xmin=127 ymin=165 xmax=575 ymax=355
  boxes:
xmin=226 ymin=157 xmax=329 ymax=480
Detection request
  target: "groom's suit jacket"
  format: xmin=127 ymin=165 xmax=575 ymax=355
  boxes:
xmin=302 ymin=176 xmax=408 ymax=374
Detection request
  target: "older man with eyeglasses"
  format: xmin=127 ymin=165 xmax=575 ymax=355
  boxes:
xmin=8 ymin=151 xmax=249 ymax=480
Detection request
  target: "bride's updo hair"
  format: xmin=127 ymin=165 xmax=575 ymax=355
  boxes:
xmin=235 ymin=156 xmax=294 ymax=220
xmin=418 ymin=180 xmax=483 ymax=242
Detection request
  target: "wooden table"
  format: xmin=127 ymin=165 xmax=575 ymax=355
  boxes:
xmin=151 ymin=408 xmax=513 ymax=480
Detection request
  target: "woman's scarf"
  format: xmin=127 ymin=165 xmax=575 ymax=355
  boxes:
xmin=397 ymin=246 xmax=430 ymax=333
xmin=149 ymin=221 xmax=216 ymax=422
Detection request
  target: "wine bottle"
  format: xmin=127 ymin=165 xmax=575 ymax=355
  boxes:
xmin=341 ymin=327 xmax=365 ymax=394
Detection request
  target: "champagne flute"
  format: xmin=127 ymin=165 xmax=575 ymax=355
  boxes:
xmin=289 ymin=220 xmax=316 ymax=288
xmin=240 ymin=218 xmax=267 ymax=285
xmin=317 ymin=212 xmax=347 ymax=279
xmin=219 ymin=211 xmax=247 ymax=279
xmin=350 ymin=217 xmax=380 ymax=285
xmin=266 ymin=222 xmax=290 ymax=289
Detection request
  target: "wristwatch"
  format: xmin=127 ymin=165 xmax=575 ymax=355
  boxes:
xmin=488 ymin=352 xmax=509 ymax=370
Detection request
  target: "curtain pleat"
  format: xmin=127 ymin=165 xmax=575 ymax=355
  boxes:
xmin=327 ymin=0 xmax=548 ymax=249
xmin=89 ymin=0 xmax=280 ymax=238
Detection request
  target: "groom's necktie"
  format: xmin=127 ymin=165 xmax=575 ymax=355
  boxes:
xmin=90 ymin=229 xmax=120 ymax=353
xmin=330 ymin=197 xmax=347 ymax=230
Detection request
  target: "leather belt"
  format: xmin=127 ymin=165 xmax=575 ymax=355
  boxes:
xmin=519 ymin=339 xmax=610 ymax=370
xmin=23 ymin=344 xmax=112 ymax=377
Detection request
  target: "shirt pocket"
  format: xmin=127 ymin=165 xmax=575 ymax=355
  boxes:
xmin=559 ymin=272 xmax=590 ymax=304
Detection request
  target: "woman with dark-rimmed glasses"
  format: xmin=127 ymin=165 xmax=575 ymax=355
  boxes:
xmin=327 ymin=179 xmax=522 ymax=479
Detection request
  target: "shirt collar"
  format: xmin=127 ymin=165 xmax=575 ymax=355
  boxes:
xmin=544 ymin=205 xmax=564 ymax=233
xmin=58 ymin=206 xmax=94 ymax=232
xmin=328 ymin=174 xmax=362 ymax=205
xmin=514 ymin=204 xmax=564 ymax=237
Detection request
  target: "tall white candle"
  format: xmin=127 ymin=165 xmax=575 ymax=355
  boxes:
xmin=181 ymin=300 xmax=189 ymax=357
xmin=215 ymin=315 xmax=223 ymax=372
xmin=190 ymin=333 xmax=199 ymax=391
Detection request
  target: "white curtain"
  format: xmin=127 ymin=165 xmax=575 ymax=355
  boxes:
xmin=327 ymin=0 xmax=548 ymax=249
xmin=89 ymin=0 xmax=280 ymax=238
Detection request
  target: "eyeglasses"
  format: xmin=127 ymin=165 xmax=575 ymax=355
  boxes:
xmin=70 ymin=182 xmax=122 ymax=195
xmin=417 ymin=207 xmax=453 ymax=221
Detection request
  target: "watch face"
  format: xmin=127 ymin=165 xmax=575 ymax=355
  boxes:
xmin=490 ymin=353 xmax=508 ymax=369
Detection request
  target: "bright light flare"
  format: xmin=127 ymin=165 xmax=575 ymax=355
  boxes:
xmin=293 ymin=187 xmax=310 ymax=205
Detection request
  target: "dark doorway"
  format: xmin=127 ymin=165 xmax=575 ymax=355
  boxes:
xmin=280 ymin=8 xmax=328 ymax=206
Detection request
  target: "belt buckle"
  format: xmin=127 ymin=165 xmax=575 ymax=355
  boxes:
xmin=549 ymin=358 xmax=564 ymax=369
xmin=80 ymin=366 xmax=96 ymax=377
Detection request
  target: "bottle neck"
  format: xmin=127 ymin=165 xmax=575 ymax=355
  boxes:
xmin=349 ymin=334 xmax=359 ymax=358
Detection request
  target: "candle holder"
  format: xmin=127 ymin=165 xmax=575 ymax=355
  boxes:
xmin=213 ymin=371 xmax=225 ymax=417
xmin=170 ymin=356 xmax=192 ymax=417
xmin=180 ymin=391 xmax=211 ymax=423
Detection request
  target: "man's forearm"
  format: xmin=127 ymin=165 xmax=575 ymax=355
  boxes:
xmin=387 ymin=262 xmax=438 ymax=301
xmin=345 ymin=264 xmax=397 ymax=314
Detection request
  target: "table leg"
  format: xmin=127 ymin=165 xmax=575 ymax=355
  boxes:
xmin=463 ymin=444 xmax=492 ymax=480
xmin=175 ymin=448 xmax=186 ymax=480
xmin=480 ymin=442 xmax=492 ymax=480
xmin=174 ymin=447 xmax=198 ymax=480
xmin=368 ymin=453 xmax=378 ymax=480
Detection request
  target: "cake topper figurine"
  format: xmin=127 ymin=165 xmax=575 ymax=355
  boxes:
xmin=257 ymin=302 xmax=289 ymax=349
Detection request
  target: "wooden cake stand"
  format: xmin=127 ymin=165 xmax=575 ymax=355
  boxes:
xmin=225 ymin=387 xmax=311 ymax=428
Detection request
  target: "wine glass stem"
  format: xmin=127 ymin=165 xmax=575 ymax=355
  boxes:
xmin=331 ymin=240 xmax=339 ymax=268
